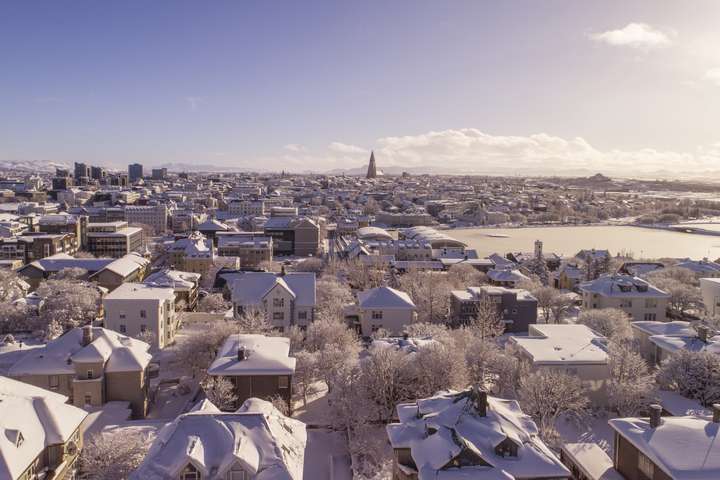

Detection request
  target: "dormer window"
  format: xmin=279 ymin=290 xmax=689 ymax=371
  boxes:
xmin=181 ymin=463 xmax=201 ymax=480
xmin=226 ymin=463 xmax=247 ymax=480
xmin=494 ymin=438 xmax=519 ymax=458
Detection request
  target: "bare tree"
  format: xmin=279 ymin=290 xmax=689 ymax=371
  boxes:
xmin=316 ymin=275 xmax=353 ymax=320
xmin=0 ymin=269 xmax=27 ymax=302
xmin=447 ymin=263 xmax=486 ymax=288
xmin=197 ymin=293 xmax=231 ymax=313
xmin=293 ymin=350 xmax=320 ymax=408
xmin=399 ymin=269 xmax=452 ymax=323
xmin=345 ymin=258 xmax=384 ymax=291
xmin=175 ymin=321 xmax=236 ymax=378
xmin=533 ymin=286 xmax=560 ymax=323
xmin=409 ymin=341 xmax=467 ymax=399
xmin=80 ymin=430 xmax=148 ymax=480
xmin=36 ymin=278 xmax=101 ymax=338
xmin=359 ymin=346 xmax=414 ymax=422
xmin=467 ymin=297 xmax=506 ymax=340
xmin=200 ymin=376 xmax=238 ymax=410
xmin=294 ymin=257 xmax=324 ymax=274
xmin=577 ymin=308 xmax=632 ymax=341
xmin=51 ymin=267 xmax=88 ymax=281
xmin=608 ymin=342 xmax=656 ymax=416
xmin=0 ymin=302 xmax=30 ymax=334
xmin=550 ymin=293 xmax=575 ymax=323
xmin=236 ymin=307 xmax=272 ymax=334
xmin=518 ymin=370 xmax=589 ymax=441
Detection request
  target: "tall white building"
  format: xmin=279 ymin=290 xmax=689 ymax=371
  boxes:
xmin=125 ymin=204 xmax=168 ymax=234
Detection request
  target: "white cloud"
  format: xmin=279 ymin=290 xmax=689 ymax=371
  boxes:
xmin=328 ymin=142 xmax=367 ymax=154
xmin=704 ymin=68 xmax=720 ymax=86
xmin=283 ymin=143 xmax=307 ymax=152
xmin=590 ymin=23 xmax=672 ymax=49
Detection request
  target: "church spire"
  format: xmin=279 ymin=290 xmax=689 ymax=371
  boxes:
xmin=366 ymin=151 xmax=377 ymax=179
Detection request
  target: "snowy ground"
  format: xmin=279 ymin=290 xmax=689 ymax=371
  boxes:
xmin=556 ymin=410 xmax=616 ymax=454
xmin=81 ymin=401 xmax=133 ymax=442
xmin=0 ymin=335 xmax=44 ymax=375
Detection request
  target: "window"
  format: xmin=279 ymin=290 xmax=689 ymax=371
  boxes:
xmin=298 ymin=311 xmax=307 ymax=320
xmin=140 ymin=324 xmax=147 ymax=333
xmin=273 ymin=298 xmax=284 ymax=308
xmin=372 ymin=310 xmax=383 ymax=320
xmin=227 ymin=464 xmax=247 ymax=480
xmin=119 ymin=312 xmax=126 ymax=319
xmin=140 ymin=309 xmax=147 ymax=318
xmin=638 ymin=452 xmax=654 ymax=479
xmin=645 ymin=299 xmax=658 ymax=308
xmin=273 ymin=312 xmax=284 ymax=321
xmin=644 ymin=313 xmax=657 ymax=321
xmin=86 ymin=369 xmax=93 ymax=379
xmin=181 ymin=463 xmax=201 ymax=480
xmin=278 ymin=376 xmax=289 ymax=389
xmin=119 ymin=324 xmax=127 ymax=333
xmin=84 ymin=394 xmax=92 ymax=406
xmin=49 ymin=375 xmax=59 ymax=390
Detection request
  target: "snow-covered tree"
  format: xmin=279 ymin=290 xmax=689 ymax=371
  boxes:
xmin=175 ymin=321 xmax=236 ymax=378
xmin=36 ymin=278 xmax=101 ymax=338
xmin=550 ymin=293 xmax=575 ymax=323
xmin=0 ymin=269 xmax=27 ymax=302
xmin=467 ymin=297 xmax=505 ymax=340
xmin=399 ymin=269 xmax=452 ymax=323
xmin=236 ymin=307 xmax=272 ymax=334
xmin=294 ymin=257 xmax=324 ymax=274
xmin=525 ymin=256 xmax=550 ymax=286
xmin=0 ymin=302 xmax=29 ymax=334
xmin=293 ymin=350 xmax=320 ymax=408
xmin=50 ymin=267 xmax=88 ymax=281
xmin=316 ymin=276 xmax=353 ymax=320
xmin=465 ymin=337 xmax=526 ymax=397
xmin=402 ymin=322 xmax=450 ymax=342
xmin=447 ymin=263 xmax=486 ymax=288
xmin=345 ymin=258 xmax=384 ymax=291
xmin=649 ymin=277 xmax=701 ymax=316
xmin=533 ymin=286 xmax=560 ymax=323
xmin=577 ymin=308 xmax=632 ymax=341
xmin=197 ymin=293 xmax=231 ymax=313
xmin=608 ymin=342 xmax=656 ymax=416
xmin=359 ymin=346 xmax=414 ymax=422
xmin=409 ymin=341 xmax=467 ymax=399
xmin=518 ymin=369 xmax=589 ymax=440
xmin=200 ymin=376 xmax=238 ymax=410
xmin=658 ymin=350 xmax=720 ymax=406
xmin=80 ymin=430 xmax=148 ymax=480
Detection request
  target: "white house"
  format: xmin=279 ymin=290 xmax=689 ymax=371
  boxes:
xmin=131 ymin=397 xmax=306 ymax=480
xmin=676 ymin=258 xmax=720 ymax=278
xmin=509 ymin=324 xmax=611 ymax=405
xmin=230 ymin=272 xmax=316 ymax=331
xmin=631 ymin=320 xmax=696 ymax=364
xmin=103 ymin=282 xmax=176 ymax=349
xmin=356 ymin=286 xmax=416 ymax=336
xmin=700 ymin=277 xmax=720 ymax=317
xmin=579 ymin=274 xmax=669 ymax=322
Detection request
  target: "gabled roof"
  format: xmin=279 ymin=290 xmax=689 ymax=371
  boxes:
xmin=19 ymin=253 xmax=113 ymax=274
xmin=0 ymin=376 xmax=87 ymax=480
xmin=208 ymin=334 xmax=296 ymax=377
xmin=230 ymin=272 xmax=315 ymax=307
xmin=357 ymin=286 xmax=416 ymax=309
xmin=132 ymin=398 xmax=306 ymax=480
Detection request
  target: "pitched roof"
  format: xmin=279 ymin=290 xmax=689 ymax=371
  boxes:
xmin=230 ymin=272 xmax=315 ymax=307
xmin=208 ymin=334 xmax=296 ymax=377
xmin=357 ymin=286 xmax=416 ymax=309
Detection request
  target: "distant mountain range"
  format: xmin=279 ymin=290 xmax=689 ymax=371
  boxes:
xmin=0 ymin=159 xmax=69 ymax=173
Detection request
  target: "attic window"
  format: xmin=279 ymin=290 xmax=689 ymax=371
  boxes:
xmin=226 ymin=463 xmax=247 ymax=480
xmin=181 ymin=463 xmax=201 ymax=480
xmin=494 ymin=438 xmax=519 ymax=458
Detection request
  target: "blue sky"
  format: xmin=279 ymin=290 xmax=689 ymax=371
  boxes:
xmin=1 ymin=1 xmax=720 ymax=175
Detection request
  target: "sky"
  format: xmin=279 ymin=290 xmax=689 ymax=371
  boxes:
xmin=1 ymin=1 xmax=720 ymax=176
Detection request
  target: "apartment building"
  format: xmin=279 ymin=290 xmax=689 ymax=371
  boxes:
xmin=386 ymin=388 xmax=570 ymax=480
xmin=353 ymin=286 xmax=416 ymax=336
xmin=228 ymin=198 xmax=265 ymax=216
xmin=263 ymin=215 xmax=321 ymax=256
xmin=125 ymin=204 xmax=168 ymax=234
xmin=700 ymin=277 xmax=720 ymax=316
xmin=229 ymin=271 xmax=316 ymax=331
xmin=0 ymin=377 xmax=87 ymax=480
xmin=103 ymin=282 xmax=177 ymax=350
xmin=19 ymin=232 xmax=78 ymax=264
xmin=450 ymin=285 xmax=538 ymax=332
xmin=8 ymin=326 xmax=152 ymax=418
xmin=579 ymin=274 xmax=670 ymax=321
xmin=87 ymin=252 xmax=150 ymax=291
xmin=216 ymin=231 xmax=273 ymax=267
xmin=167 ymin=231 xmax=215 ymax=278
xmin=86 ymin=221 xmax=143 ymax=258
xmin=143 ymin=268 xmax=201 ymax=311
xmin=37 ymin=213 xmax=87 ymax=248
xmin=207 ymin=334 xmax=296 ymax=408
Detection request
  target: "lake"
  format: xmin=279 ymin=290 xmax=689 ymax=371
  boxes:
xmin=448 ymin=225 xmax=720 ymax=260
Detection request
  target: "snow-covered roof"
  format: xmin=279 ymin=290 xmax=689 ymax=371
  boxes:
xmin=357 ymin=226 xmax=393 ymax=241
xmin=487 ymin=268 xmax=530 ymax=284
xmin=649 ymin=333 xmax=720 ymax=355
xmin=609 ymin=415 xmax=720 ymax=479
xmin=579 ymin=274 xmax=669 ymax=298
xmin=510 ymin=324 xmax=609 ymax=365
xmin=675 ymin=259 xmax=720 ymax=274
xmin=488 ymin=253 xmax=516 ymax=269
xmin=144 ymin=269 xmax=201 ymax=290
xmin=358 ymin=286 xmax=416 ymax=309
xmin=8 ymin=327 xmax=151 ymax=376
xmin=371 ymin=337 xmax=437 ymax=354
xmin=197 ymin=219 xmax=233 ymax=232
xmin=631 ymin=320 xmax=694 ymax=337
xmin=560 ymin=443 xmax=623 ymax=480
xmin=230 ymin=272 xmax=315 ymax=307
xmin=0 ymin=376 xmax=87 ymax=480
xmin=386 ymin=388 xmax=570 ymax=480
xmin=169 ymin=232 xmax=213 ymax=258
xmin=105 ymin=282 xmax=176 ymax=302
xmin=131 ymin=397 xmax=306 ymax=480
xmin=97 ymin=252 xmax=150 ymax=278
xmin=400 ymin=226 xmax=466 ymax=248
xmin=19 ymin=253 xmax=113 ymax=274
xmin=208 ymin=334 xmax=296 ymax=377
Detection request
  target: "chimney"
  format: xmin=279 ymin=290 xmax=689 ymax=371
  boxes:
xmin=237 ymin=347 xmax=247 ymax=361
xmin=713 ymin=404 xmax=720 ymax=423
xmin=280 ymin=264 xmax=286 ymax=277
xmin=472 ymin=386 xmax=487 ymax=417
xmin=649 ymin=404 xmax=663 ymax=428
xmin=81 ymin=325 xmax=93 ymax=347
xmin=697 ymin=325 xmax=709 ymax=343
xmin=402 ymin=333 xmax=409 ymax=340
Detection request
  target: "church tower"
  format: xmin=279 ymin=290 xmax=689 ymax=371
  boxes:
xmin=366 ymin=151 xmax=377 ymax=179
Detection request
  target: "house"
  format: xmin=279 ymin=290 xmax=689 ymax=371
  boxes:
xmin=630 ymin=320 xmax=696 ymax=364
xmin=386 ymin=387 xmax=571 ymax=480
xmin=487 ymin=267 xmax=530 ymax=287
xmin=579 ymin=274 xmax=670 ymax=322
xmin=196 ymin=218 xmax=234 ymax=245
xmin=560 ymin=443 xmax=623 ymax=480
xmin=131 ymin=397 xmax=306 ymax=480
xmin=646 ymin=324 xmax=720 ymax=365
xmin=450 ymin=285 xmax=537 ymax=332
xmin=0 ymin=376 xmax=88 ymax=480
xmin=608 ymin=405 xmax=720 ymax=480
xmin=700 ymin=277 xmax=720 ymax=316
xmin=263 ymin=215 xmax=321 ymax=256
xmin=87 ymin=252 xmax=150 ymax=291
xmin=7 ymin=326 xmax=152 ymax=418
xmin=553 ymin=262 xmax=585 ymax=290
xmin=17 ymin=253 xmax=114 ymax=289
xmin=675 ymin=258 xmax=720 ymax=278
xmin=216 ymin=231 xmax=273 ymax=268
xmin=355 ymin=286 xmax=416 ymax=336
xmin=143 ymin=269 xmax=201 ymax=311
xmin=103 ymin=282 xmax=177 ymax=350
xmin=229 ymin=271 xmax=316 ymax=331
xmin=509 ymin=324 xmax=611 ymax=405
xmin=168 ymin=231 xmax=215 ymax=279
xmin=207 ymin=334 xmax=296 ymax=408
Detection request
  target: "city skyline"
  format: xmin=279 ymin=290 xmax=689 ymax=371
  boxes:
xmin=2 ymin=1 xmax=720 ymax=176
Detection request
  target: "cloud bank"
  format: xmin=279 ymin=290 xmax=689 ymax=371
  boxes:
xmin=590 ymin=23 xmax=672 ymax=49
